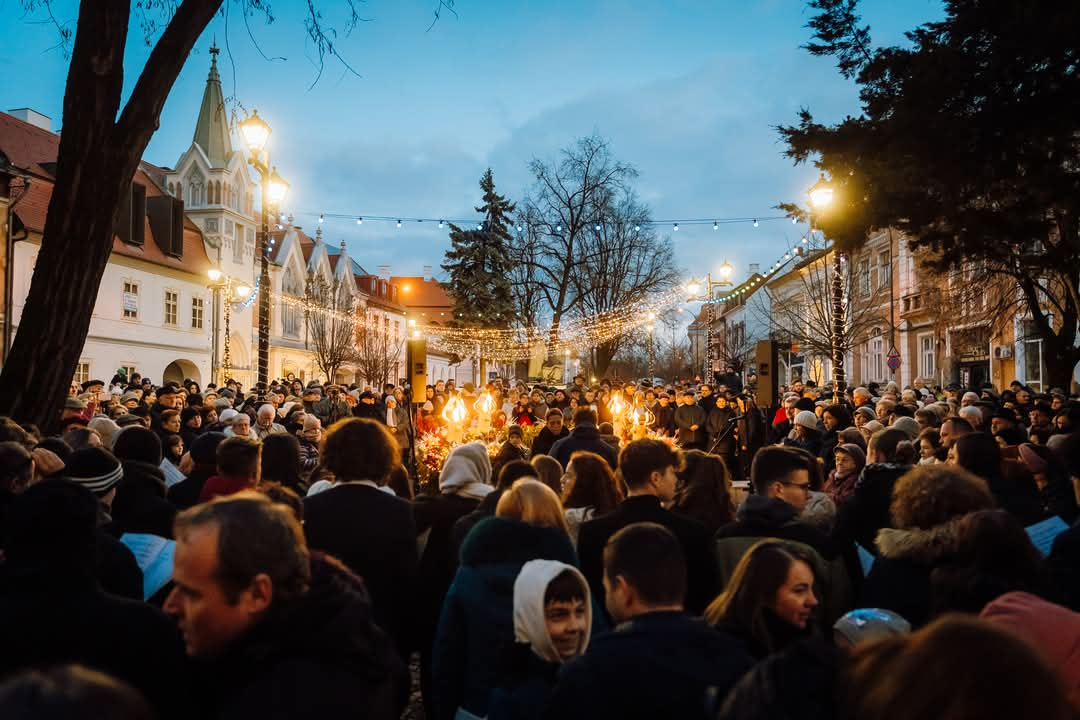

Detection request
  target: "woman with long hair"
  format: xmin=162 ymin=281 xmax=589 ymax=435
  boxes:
xmin=259 ymin=432 xmax=305 ymax=494
xmin=706 ymin=539 xmax=819 ymax=660
xmin=560 ymin=451 xmax=623 ymax=544
xmin=670 ymin=449 xmax=735 ymax=534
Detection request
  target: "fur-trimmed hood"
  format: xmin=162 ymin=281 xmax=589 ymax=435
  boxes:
xmin=874 ymin=518 xmax=964 ymax=564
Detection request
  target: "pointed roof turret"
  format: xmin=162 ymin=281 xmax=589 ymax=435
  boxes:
xmin=192 ymin=43 xmax=234 ymax=168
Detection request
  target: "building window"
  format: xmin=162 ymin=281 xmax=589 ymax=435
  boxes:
xmin=123 ymin=281 xmax=139 ymax=319
xmin=919 ymin=333 xmax=935 ymax=380
xmin=192 ymin=297 xmax=205 ymax=330
xmin=878 ymin=250 xmax=891 ymax=289
xmin=73 ymin=361 xmax=90 ymax=386
xmin=119 ymin=365 xmax=137 ymax=381
xmin=1022 ymin=319 xmax=1044 ymax=392
xmin=164 ymin=290 xmax=178 ymax=326
xmin=233 ymin=223 xmax=245 ymax=262
xmin=869 ymin=329 xmax=884 ymax=382
xmin=858 ymin=259 xmax=871 ymax=297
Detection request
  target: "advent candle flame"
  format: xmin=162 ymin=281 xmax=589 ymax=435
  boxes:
xmin=608 ymin=393 xmax=626 ymax=416
xmin=442 ymin=395 xmax=467 ymax=424
xmin=631 ymin=405 xmax=655 ymax=426
xmin=473 ymin=391 xmax=495 ymax=416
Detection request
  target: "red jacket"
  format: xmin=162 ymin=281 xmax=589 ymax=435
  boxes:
xmin=198 ymin=474 xmax=255 ymax=502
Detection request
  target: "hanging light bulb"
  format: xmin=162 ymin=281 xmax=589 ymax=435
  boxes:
xmin=555 ymin=224 xmax=562 ymax=232
xmin=438 ymin=220 xmax=444 ymax=228
xmin=753 ymin=219 xmax=759 ymax=228
xmin=802 ymin=235 xmax=808 ymax=244
xmin=396 ymin=220 xmax=402 ymax=228
xmin=516 ymin=224 xmax=522 ymax=232
xmin=319 ymin=213 xmax=324 ymax=223
xmin=356 ymin=217 xmax=363 ymax=225
xmin=634 ymin=224 xmax=641 ymax=232
xmin=595 ymin=223 xmax=601 ymax=231
xmin=792 ymin=217 xmax=798 ymax=224
xmin=713 ymin=221 xmax=719 ymax=230
xmin=673 ymin=223 xmax=679 ymax=232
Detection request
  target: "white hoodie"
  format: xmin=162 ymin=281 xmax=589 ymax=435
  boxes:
xmin=513 ymin=559 xmax=592 ymax=664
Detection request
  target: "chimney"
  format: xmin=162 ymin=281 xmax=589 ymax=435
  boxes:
xmin=378 ymin=265 xmax=391 ymax=280
xmin=7 ymin=108 xmax=52 ymax=132
xmin=423 ymin=265 xmax=432 ymax=282
xmin=749 ymin=263 xmax=760 ymax=275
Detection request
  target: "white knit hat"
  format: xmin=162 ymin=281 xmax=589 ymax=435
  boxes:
xmin=794 ymin=411 xmax=820 ymax=430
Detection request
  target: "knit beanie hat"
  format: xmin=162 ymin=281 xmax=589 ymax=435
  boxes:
xmin=794 ymin=411 xmax=820 ymax=430
xmin=302 ymin=414 xmax=322 ymax=432
xmin=863 ymin=420 xmax=884 ymax=434
xmin=111 ymin=426 xmax=162 ymax=465
xmin=180 ymin=406 xmax=201 ymax=426
xmin=190 ymin=431 xmax=227 ymax=467
xmin=212 ymin=398 xmax=231 ymax=412
xmin=891 ymin=416 xmax=921 ymax=441
xmin=854 ymin=406 xmax=876 ymax=422
xmin=981 ymin=592 xmax=1080 ymax=704
xmin=219 ymin=409 xmax=239 ymax=426
xmin=64 ymin=447 xmax=123 ymax=496
xmin=835 ymin=443 xmax=867 ymax=468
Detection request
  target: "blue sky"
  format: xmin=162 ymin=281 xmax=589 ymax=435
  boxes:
xmin=0 ymin=0 xmax=942 ymax=281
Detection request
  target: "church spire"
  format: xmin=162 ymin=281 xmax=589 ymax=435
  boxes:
xmin=192 ymin=43 xmax=234 ymax=168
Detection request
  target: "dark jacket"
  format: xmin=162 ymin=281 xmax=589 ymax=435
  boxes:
xmin=0 ymin=569 xmax=187 ymax=718
xmin=192 ymin=555 xmax=405 ymax=719
xmin=715 ymin=495 xmax=852 ymax=623
xmin=717 ymin=638 xmax=842 ymax=720
xmin=1050 ymin=523 xmax=1080 ymax=612
xmin=487 ymin=643 xmax=561 ymax=720
xmin=861 ymin=523 xmax=951 ymax=628
xmin=832 ymin=463 xmax=911 ymax=554
xmin=413 ymin=493 xmax=482 ymax=638
xmin=352 ymin=401 xmax=384 ymax=422
xmin=303 ymin=483 xmax=420 ymax=659
xmin=705 ymin=403 xmax=738 ymax=451
xmin=544 ymin=611 xmax=753 ymax=720
xmin=675 ymin=404 xmax=708 ymax=448
xmin=166 ymin=465 xmax=214 ymax=510
xmin=531 ymin=426 xmax=569 ymax=458
xmin=493 ymin=441 xmax=528 ymax=477
xmin=431 ymin=517 xmax=578 ymax=720
xmin=653 ymin=403 xmax=676 ymax=436
xmin=449 ymin=489 xmax=504 ymax=569
xmin=550 ymin=424 xmax=618 ymax=470
xmin=96 ymin=528 xmax=144 ymax=601
xmin=578 ymin=495 xmax=717 ymax=616
xmin=109 ymin=460 xmax=177 ymax=539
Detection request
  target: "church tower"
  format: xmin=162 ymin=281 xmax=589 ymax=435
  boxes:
xmin=166 ymin=44 xmax=257 ymax=283
xmin=165 ymin=44 xmax=258 ymax=385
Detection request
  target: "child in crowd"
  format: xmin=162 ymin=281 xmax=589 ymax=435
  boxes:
xmin=487 ymin=560 xmax=592 ymax=720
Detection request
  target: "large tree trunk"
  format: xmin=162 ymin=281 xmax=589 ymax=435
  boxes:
xmin=0 ymin=0 xmax=220 ymax=430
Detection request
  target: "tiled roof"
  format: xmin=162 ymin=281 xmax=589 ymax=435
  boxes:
xmin=390 ymin=276 xmax=455 ymax=310
xmin=0 ymin=110 xmax=210 ymax=275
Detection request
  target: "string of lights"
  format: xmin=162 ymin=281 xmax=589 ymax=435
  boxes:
xmin=283 ymin=210 xmax=793 ymax=234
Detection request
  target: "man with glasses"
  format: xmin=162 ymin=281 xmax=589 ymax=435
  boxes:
xmin=714 ymin=446 xmax=850 ymax=619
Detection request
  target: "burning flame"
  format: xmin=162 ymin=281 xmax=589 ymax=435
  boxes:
xmin=473 ymin=391 xmax=496 ymax=416
xmin=608 ymin=392 xmax=627 ymax=416
xmin=442 ymin=394 xmax=468 ymax=424
xmin=630 ymin=404 xmax=655 ymax=426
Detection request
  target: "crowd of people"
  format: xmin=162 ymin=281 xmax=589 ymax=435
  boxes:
xmin=0 ymin=366 xmax=1078 ymax=719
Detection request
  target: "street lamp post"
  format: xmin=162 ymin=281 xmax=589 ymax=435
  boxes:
xmin=808 ymin=174 xmax=843 ymax=403
xmin=239 ymin=110 xmax=289 ymax=390
xmin=687 ymin=260 xmax=734 ymax=381
xmin=208 ymin=265 xmax=252 ymax=386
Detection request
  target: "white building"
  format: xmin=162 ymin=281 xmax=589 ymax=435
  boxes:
xmin=1 ymin=108 xmax=216 ymax=387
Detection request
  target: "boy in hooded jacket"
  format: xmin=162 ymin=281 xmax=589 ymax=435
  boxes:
xmin=487 ymin=560 xmax=592 ymax=720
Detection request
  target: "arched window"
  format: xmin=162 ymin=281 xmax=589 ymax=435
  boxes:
xmin=214 ymin=181 xmax=222 ymax=204
xmin=281 ymin=266 xmax=302 ymax=337
xmin=186 ymin=169 xmax=204 ymax=207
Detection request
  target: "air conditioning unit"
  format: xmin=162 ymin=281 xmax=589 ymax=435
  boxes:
xmin=993 ymin=345 xmax=1014 ymax=359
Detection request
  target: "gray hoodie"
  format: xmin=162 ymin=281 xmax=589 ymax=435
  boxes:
xmin=513 ymin=559 xmax=592 ymax=663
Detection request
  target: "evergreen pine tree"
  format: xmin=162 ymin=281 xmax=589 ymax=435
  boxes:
xmin=441 ymin=168 xmax=518 ymax=327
